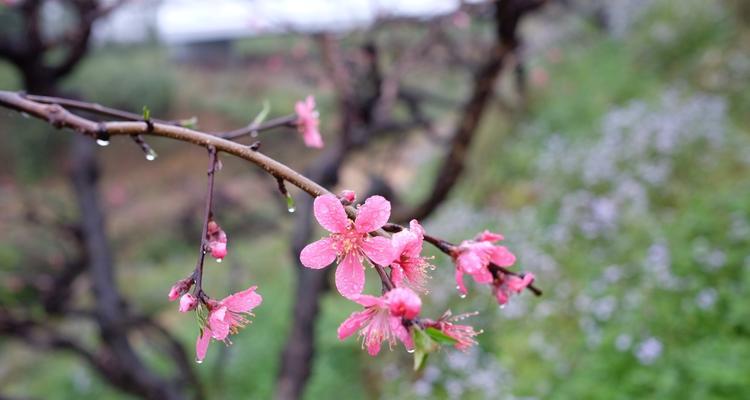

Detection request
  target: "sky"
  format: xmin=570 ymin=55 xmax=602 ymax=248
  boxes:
xmin=155 ymin=0 xmax=469 ymax=43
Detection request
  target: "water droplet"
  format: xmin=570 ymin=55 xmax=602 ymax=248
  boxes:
xmin=216 ymin=258 xmax=223 ymax=263
xmin=20 ymin=112 xmax=30 ymax=119
xmin=459 ymin=293 xmax=467 ymax=299
xmin=287 ymin=206 xmax=296 ymax=213
xmin=499 ymin=304 xmax=506 ymax=309
xmin=96 ymin=138 xmax=110 ymax=146
xmin=202 ymin=250 xmax=207 ymax=255
xmin=145 ymin=149 xmax=158 ymax=161
xmin=455 ymin=285 xmax=461 ymax=291
xmin=407 ymin=348 xmax=415 ymax=353
xmin=195 ymin=358 xmax=203 ymax=364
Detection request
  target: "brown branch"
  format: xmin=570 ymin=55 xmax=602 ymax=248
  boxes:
xmin=0 ymin=90 xmax=329 ymax=197
xmin=392 ymin=0 xmax=547 ymax=223
xmin=24 ymin=93 xmax=183 ymax=125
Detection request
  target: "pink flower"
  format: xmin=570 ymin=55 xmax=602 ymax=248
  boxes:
xmin=300 ymin=193 xmax=395 ymax=298
xmin=207 ymin=220 xmax=228 ymax=261
xmin=295 ymin=95 xmax=323 ymax=148
xmin=390 ymin=219 xmax=432 ymax=292
xmin=195 ymin=286 xmax=262 ymax=362
xmin=426 ymin=311 xmax=481 ymax=351
xmin=179 ymin=293 xmax=198 ymax=313
xmin=168 ymin=277 xmax=194 ymax=301
xmin=493 ymin=273 xmax=535 ymax=306
xmin=453 ymin=230 xmax=516 ymax=296
xmin=337 ymin=288 xmax=420 ymax=355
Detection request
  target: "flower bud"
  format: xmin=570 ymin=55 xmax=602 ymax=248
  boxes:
xmin=384 ymin=287 xmax=422 ymax=319
xmin=179 ymin=293 xmax=198 ymax=312
xmin=168 ymin=277 xmax=193 ymax=301
xmin=209 ymin=241 xmax=227 ymax=260
xmin=339 ymin=190 xmax=356 ymax=204
xmin=476 ymin=230 xmax=504 ymax=242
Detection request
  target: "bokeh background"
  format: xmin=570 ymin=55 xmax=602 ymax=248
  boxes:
xmin=1 ymin=0 xmax=750 ymax=399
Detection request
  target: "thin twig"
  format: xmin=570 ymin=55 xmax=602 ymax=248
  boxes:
xmin=193 ymin=147 xmax=218 ymax=300
xmin=219 ymin=114 xmax=298 ymax=140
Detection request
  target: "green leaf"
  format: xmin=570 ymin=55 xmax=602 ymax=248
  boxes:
xmin=142 ymin=105 xmax=151 ymax=121
xmin=251 ymin=100 xmax=271 ymax=127
xmin=180 ymin=116 xmax=198 ymax=129
xmin=412 ymin=327 xmax=439 ymax=371
xmin=425 ymin=327 xmax=458 ymax=345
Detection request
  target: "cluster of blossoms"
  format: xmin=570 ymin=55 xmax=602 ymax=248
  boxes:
xmin=299 ymin=190 xmax=533 ymax=360
xmin=452 ymin=231 xmax=534 ymax=306
xmin=165 ymin=93 xmax=534 ymax=362
xmin=168 ymin=217 xmax=263 ymax=362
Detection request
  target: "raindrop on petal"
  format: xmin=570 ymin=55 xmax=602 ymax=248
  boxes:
xmin=459 ymin=293 xmax=467 ymax=299
xmin=216 ymin=258 xmax=223 ymax=263
xmin=195 ymin=358 xmax=203 ymax=364
xmin=407 ymin=348 xmax=415 ymax=353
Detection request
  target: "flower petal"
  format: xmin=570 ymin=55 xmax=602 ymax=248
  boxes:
xmin=455 ymin=268 xmax=467 ymax=295
xmin=477 ymin=230 xmax=504 ymax=242
xmin=361 ymin=236 xmax=394 ymax=266
xmin=196 ymin=327 xmax=212 ymax=362
xmin=490 ymin=246 xmax=516 ymax=267
xmin=391 ymin=230 xmax=416 ymax=259
xmin=335 ymin=252 xmax=365 ymax=298
xmin=313 ymin=194 xmax=349 ymax=233
xmin=470 ymin=266 xmax=494 ymax=284
xmin=355 ymin=195 xmax=390 ymax=233
xmin=222 ymin=285 xmax=263 ymax=313
xmin=392 ymin=317 xmax=413 ymax=350
xmin=351 ymin=294 xmax=385 ymax=308
xmin=457 ymin=251 xmax=484 ymax=274
xmin=208 ymin=307 xmax=230 ymax=340
xmin=337 ymin=310 xmax=371 ymax=340
xmin=300 ymin=237 xmax=338 ymax=269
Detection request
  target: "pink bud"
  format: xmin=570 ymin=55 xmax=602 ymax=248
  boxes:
xmin=476 ymin=230 xmax=504 ymax=242
xmin=385 ymin=287 xmax=422 ymax=319
xmin=210 ymin=242 xmax=227 ymax=260
xmin=339 ymin=190 xmax=356 ymax=204
xmin=206 ymin=219 xmax=228 ymax=261
xmin=168 ymin=278 xmax=193 ymax=301
xmin=179 ymin=293 xmax=198 ymax=312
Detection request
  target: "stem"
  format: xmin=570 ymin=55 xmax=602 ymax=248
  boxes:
xmin=194 ymin=147 xmax=218 ymax=299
